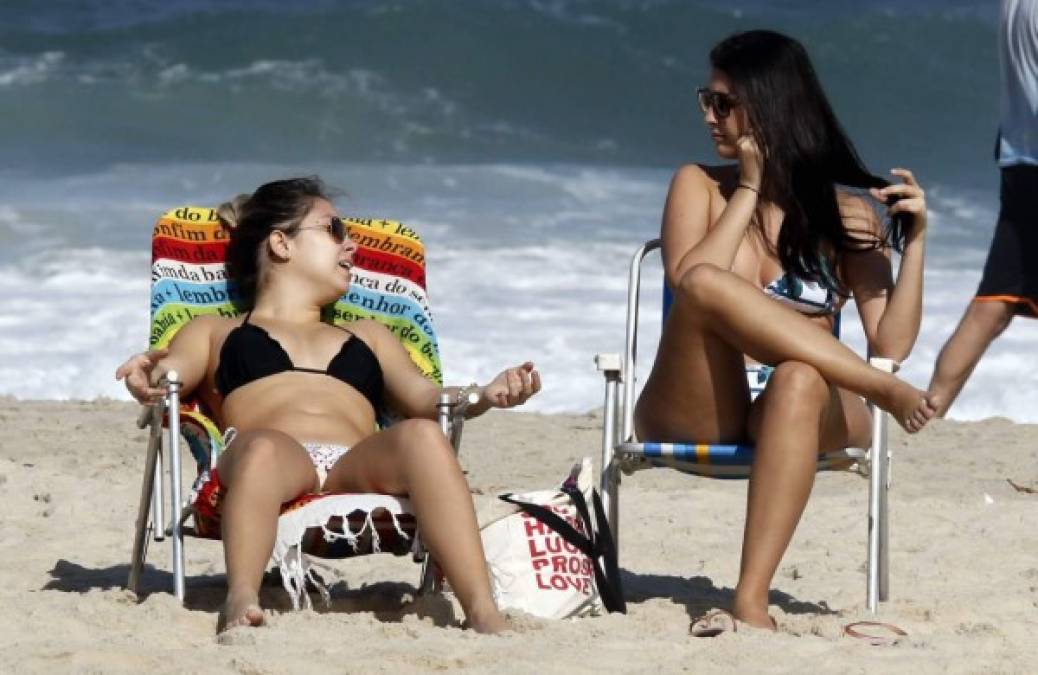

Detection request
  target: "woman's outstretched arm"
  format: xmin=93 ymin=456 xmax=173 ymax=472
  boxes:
xmin=843 ymin=169 xmax=928 ymax=362
xmin=362 ymin=320 xmax=540 ymax=420
xmin=115 ymin=315 xmax=216 ymax=404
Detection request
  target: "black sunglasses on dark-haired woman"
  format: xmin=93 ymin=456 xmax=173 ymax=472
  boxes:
xmin=697 ymin=88 xmax=740 ymax=120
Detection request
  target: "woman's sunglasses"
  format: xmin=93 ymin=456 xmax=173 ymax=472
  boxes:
xmin=294 ymin=216 xmax=350 ymax=244
xmin=696 ymin=88 xmax=740 ymax=120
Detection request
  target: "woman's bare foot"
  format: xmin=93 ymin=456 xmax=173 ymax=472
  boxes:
xmin=926 ymin=381 xmax=953 ymax=417
xmin=731 ymin=598 xmax=778 ymax=631
xmin=464 ymin=605 xmax=510 ymax=634
xmin=217 ymin=590 xmax=265 ymax=633
xmin=690 ymin=604 xmax=776 ymax=637
xmin=873 ymin=378 xmax=938 ymax=433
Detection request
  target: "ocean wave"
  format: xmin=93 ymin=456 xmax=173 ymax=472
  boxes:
xmin=0 ymin=0 xmax=1000 ymax=173
xmin=0 ymin=48 xmax=454 ymax=119
xmin=0 ymin=51 xmax=63 ymax=87
xmin=0 ymin=248 xmax=150 ymax=399
xmin=0 ymin=160 xmax=1031 ymax=422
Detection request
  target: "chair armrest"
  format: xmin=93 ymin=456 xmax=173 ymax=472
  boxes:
xmin=437 ymin=387 xmax=481 ymax=453
xmin=595 ymin=353 xmax=624 ymax=481
xmin=595 ymin=353 xmax=622 ymax=378
xmin=868 ymin=357 xmax=900 ymax=374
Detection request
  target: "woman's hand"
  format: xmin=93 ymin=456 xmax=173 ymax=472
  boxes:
xmin=115 ymin=349 xmax=169 ymax=405
xmin=736 ymin=133 xmax=764 ymax=188
xmin=870 ymin=169 xmax=927 ymax=241
xmin=483 ymin=362 xmax=541 ymax=409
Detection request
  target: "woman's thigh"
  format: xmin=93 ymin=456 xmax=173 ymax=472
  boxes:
xmin=636 ymin=295 xmax=751 ymax=444
xmin=215 ymin=428 xmax=320 ymax=499
xmin=321 ymin=419 xmax=450 ymax=496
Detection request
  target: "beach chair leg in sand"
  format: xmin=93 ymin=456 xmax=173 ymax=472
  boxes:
xmin=595 ymin=239 xmax=894 ymax=614
xmin=127 ymin=405 xmax=165 ymax=596
xmin=127 ymin=374 xmax=188 ymax=600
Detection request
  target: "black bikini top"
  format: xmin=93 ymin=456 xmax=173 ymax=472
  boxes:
xmin=216 ymin=312 xmax=383 ymax=410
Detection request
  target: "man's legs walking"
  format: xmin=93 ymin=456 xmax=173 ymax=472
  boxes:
xmin=928 ymin=300 xmax=1015 ymax=417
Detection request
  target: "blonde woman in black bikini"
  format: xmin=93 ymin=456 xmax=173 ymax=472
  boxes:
xmin=117 ymin=177 xmax=540 ymax=634
xmin=634 ymin=31 xmax=939 ymax=633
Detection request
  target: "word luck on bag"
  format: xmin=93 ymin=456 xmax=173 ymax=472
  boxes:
xmin=478 ymin=458 xmax=626 ymax=620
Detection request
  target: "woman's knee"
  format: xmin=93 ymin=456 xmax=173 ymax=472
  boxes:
xmin=675 ymin=263 xmax=725 ymax=311
xmin=767 ymin=361 xmax=829 ymax=402
xmin=748 ymin=362 xmax=829 ymax=441
xmin=394 ymin=418 xmax=445 ymax=443
xmin=747 ymin=367 xmax=830 ymax=447
xmin=393 ymin=419 xmax=454 ymax=460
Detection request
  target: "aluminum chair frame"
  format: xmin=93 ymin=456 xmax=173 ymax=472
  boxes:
xmin=127 ymin=373 xmax=478 ymax=603
xmin=594 ymin=239 xmax=893 ymax=613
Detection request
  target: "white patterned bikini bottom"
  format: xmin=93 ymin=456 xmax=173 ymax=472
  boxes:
xmin=223 ymin=427 xmax=350 ymax=491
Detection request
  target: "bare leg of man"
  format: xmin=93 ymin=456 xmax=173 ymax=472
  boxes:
xmin=929 ymin=300 xmax=1015 ymax=417
xmin=215 ymin=430 xmax=319 ymax=632
xmin=734 ymin=362 xmax=872 ymax=629
xmin=322 ymin=419 xmax=507 ymax=634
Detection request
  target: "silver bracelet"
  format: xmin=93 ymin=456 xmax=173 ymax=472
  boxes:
xmin=457 ymin=382 xmax=481 ymax=405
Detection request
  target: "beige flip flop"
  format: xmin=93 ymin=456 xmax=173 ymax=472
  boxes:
xmin=689 ymin=608 xmax=738 ymax=638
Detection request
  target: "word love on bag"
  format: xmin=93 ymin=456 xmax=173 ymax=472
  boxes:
xmin=482 ymin=477 xmax=625 ymax=620
xmin=519 ymin=507 xmax=595 ymax=594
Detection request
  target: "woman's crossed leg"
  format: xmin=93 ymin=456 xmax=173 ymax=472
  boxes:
xmin=638 ymin=263 xmax=935 ymax=439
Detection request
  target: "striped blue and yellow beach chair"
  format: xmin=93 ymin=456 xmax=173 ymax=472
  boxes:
xmin=594 ymin=239 xmax=896 ymax=613
xmin=128 ymin=207 xmax=474 ymax=609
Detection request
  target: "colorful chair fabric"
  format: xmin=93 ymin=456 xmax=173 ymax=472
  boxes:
xmin=594 ymin=239 xmax=895 ymax=613
xmin=128 ymin=207 xmax=462 ymax=609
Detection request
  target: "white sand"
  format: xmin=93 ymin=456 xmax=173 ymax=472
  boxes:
xmin=1 ymin=397 xmax=1036 ymax=673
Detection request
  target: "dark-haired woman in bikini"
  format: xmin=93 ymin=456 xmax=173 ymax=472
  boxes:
xmin=634 ymin=31 xmax=939 ymax=633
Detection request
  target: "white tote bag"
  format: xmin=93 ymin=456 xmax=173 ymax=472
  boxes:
xmin=478 ymin=458 xmax=625 ymax=620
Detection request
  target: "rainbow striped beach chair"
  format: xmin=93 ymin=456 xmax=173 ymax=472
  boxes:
xmin=128 ymin=207 xmax=471 ymax=609
xmin=594 ymin=239 xmax=897 ymax=613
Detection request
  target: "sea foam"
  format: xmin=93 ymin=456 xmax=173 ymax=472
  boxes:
xmin=1 ymin=163 xmax=1033 ymax=422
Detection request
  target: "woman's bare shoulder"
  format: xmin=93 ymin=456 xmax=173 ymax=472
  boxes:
xmin=170 ymin=315 xmax=246 ymax=360
xmin=340 ymin=318 xmax=391 ymax=344
xmin=672 ymin=163 xmax=737 ymax=190
xmin=175 ymin=312 xmax=236 ymax=338
xmin=668 ymin=165 xmax=740 ymax=214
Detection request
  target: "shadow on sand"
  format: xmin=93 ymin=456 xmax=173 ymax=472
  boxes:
xmin=42 ymin=558 xmax=457 ymax=626
xmin=621 ymin=569 xmax=840 ymax=620
xmin=43 ymin=559 xmax=837 ymax=628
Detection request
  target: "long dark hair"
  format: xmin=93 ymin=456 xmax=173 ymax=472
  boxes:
xmin=218 ymin=176 xmax=331 ymax=303
xmin=710 ymin=30 xmax=905 ymax=291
